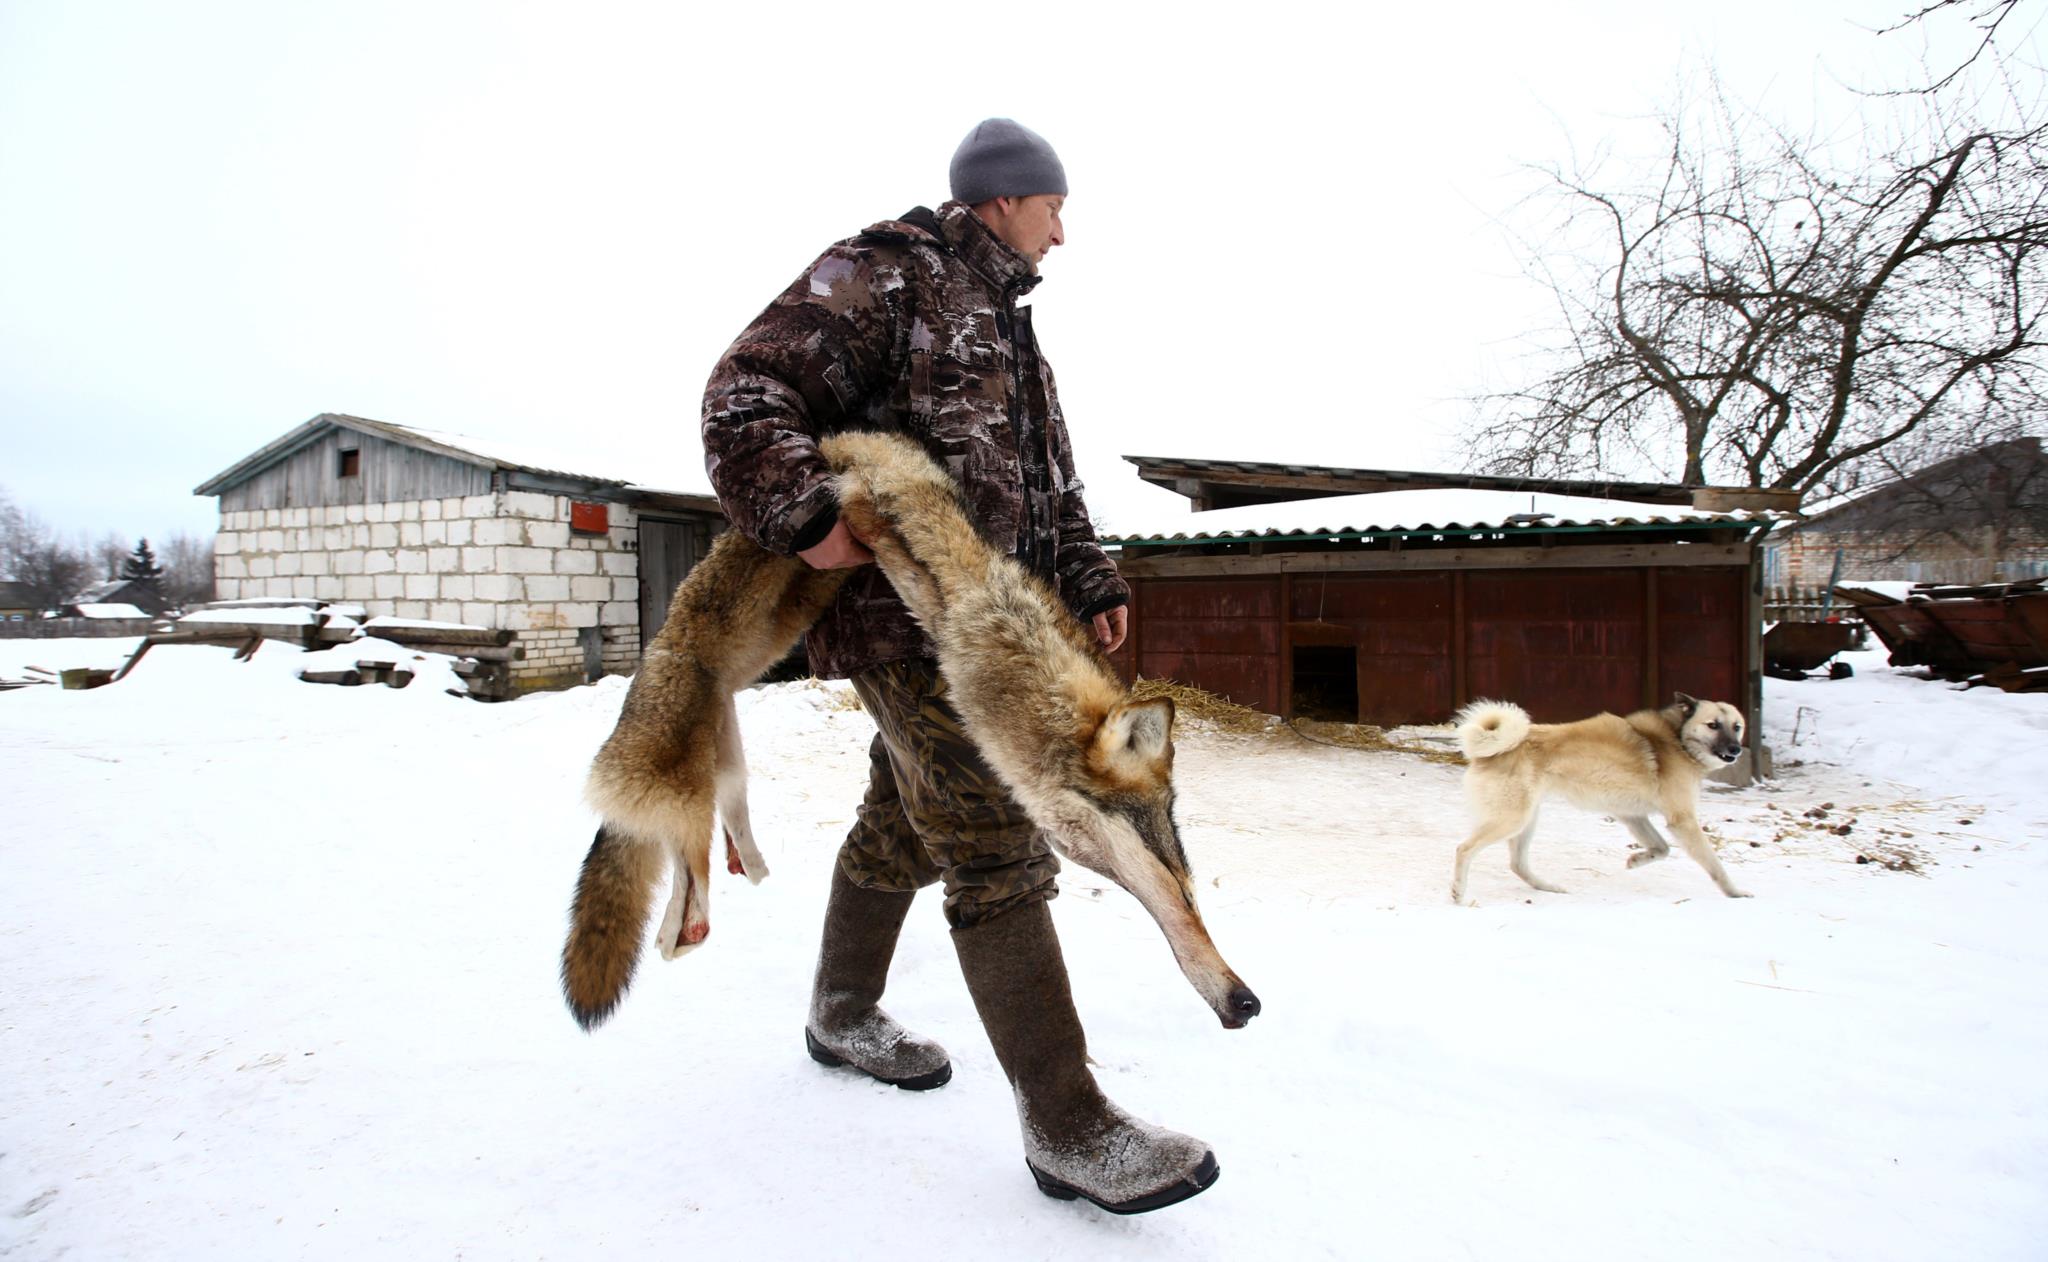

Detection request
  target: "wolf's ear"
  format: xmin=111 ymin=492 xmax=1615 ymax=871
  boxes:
xmin=1101 ymin=697 xmax=1175 ymax=762
xmin=1672 ymin=691 xmax=1698 ymax=716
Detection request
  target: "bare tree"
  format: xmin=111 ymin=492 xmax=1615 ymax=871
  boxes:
xmin=1471 ymin=88 xmax=2048 ymax=501
xmin=1875 ymin=0 xmax=2034 ymax=95
xmin=90 ymin=532 xmax=130 ymax=584
xmin=159 ymin=532 xmax=218 ymax=611
xmin=0 ymin=490 xmax=93 ymax=611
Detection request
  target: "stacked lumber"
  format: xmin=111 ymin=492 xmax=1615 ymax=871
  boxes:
xmin=142 ymin=602 xmax=523 ymax=700
xmin=300 ymin=658 xmax=415 ymax=690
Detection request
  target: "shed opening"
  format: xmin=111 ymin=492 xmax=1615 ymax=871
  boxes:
xmin=1291 ymin=645 xmax=1359 ymax=722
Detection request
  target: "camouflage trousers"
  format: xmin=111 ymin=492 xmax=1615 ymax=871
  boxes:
xmin=838 ymin=657 xmax=1060 ymax=928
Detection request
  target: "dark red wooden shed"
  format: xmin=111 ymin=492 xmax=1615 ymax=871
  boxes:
xmin=1104 ymin=457 xmax=1788 ymax=781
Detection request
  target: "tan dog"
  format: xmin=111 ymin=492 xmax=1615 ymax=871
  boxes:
xmin=1449 ymin=694 xmax=1752 ymax=904
xmin=561 ymin=432 xmax=1259 ymax=1033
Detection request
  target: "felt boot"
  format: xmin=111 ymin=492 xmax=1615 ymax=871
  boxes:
xmin=952 ymin=901 xmax=1218 ymax=1214
xmin=804 ymin=864 xmax=952 ymax=1090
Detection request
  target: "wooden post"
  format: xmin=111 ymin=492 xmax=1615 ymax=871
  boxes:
xmin=1279 ymin=572 xmax=1295 ymax=719
xmin=1745 ymin=545 xmax=1769 ymax=783
xmin=1126 ymin=576 xmax=1144 ymax=681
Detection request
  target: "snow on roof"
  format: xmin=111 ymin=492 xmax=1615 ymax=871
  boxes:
xmin=73 ymin=603 xmax=149 ymax=619
xmin=1104 ymin=486 xmax=1778 ymax=544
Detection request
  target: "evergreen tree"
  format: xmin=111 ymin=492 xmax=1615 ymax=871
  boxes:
xmin=122 ymin=537 xmax=164 ymax=587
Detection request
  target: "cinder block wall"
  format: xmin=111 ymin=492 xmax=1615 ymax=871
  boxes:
xmin=212 ymin=490 xmax=641 ymax=690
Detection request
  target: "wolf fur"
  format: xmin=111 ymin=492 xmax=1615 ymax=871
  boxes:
xmin=561 ymin=432 xmax=1259 ymax=1033
xmin=1448 ymin=693 xmax=1753 ymax=904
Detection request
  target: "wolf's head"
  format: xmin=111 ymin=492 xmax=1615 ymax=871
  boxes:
xmin=1039 ymin=695 xmax=1262 ymax=1030
xmin=1671 ymin=693 xmax=1746 ymax=766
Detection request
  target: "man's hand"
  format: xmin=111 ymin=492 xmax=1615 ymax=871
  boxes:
xmin=798 ymin=519 xmax=874 ymax=570
xmin=1089 ymin=604 xmax=1129 ymax=653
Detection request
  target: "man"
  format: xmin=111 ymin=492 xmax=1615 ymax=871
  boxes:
xmin=700 ymin=119 xmax=1217 ymax=1213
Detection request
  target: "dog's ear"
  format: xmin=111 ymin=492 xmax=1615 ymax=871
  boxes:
xmin=1672 ymin=691 xmax=1698 ymax=718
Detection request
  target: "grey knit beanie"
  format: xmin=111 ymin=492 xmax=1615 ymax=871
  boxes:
xmin=948 ymin=118 xmax=1068 ymax=204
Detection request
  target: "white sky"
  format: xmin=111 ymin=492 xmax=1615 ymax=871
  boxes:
xmin=2 ymin=0 xmax=2037 ymax=544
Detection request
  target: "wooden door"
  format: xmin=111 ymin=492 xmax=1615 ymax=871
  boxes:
xmin=637 ymin=516 xmax=708 ymax=656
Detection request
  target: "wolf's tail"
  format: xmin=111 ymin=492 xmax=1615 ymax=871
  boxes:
xmin=1456 ymin=700 xmax=1532 ymax=760
xmin=561 ymin=824 xmax=664 ymax=1030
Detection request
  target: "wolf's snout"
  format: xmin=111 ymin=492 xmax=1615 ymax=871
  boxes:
xmin=1719 ymin=747 xmax=1742 ymax=763
xmin=1221 ymin=985 xmax=1261 ymax=1028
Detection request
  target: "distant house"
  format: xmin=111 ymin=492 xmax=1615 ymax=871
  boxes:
xmin=1766 ymin=438 xmax=2048 ymax=587
xmin=67 ymin=578 xmax=171 ymax=618
xmin=194 ymin=413 xmax=725 ymax=693
xmin=0 ymin=581 xmax=40 ymax=622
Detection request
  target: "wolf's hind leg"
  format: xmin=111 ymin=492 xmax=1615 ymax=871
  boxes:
xmin=714 ymin=693 xmax=768 ymax=884
xmin=1506 ymin=808 xmax=1566 ymax=894
xmin=655 ymin=799 xmax=718 ymax=958
xmin=1622 ymin=816 xmax=1672 ymax=869
xmin=1667 ymin=812 xmax=1752 ymax=899
xmin=1451 ymin=810 xmax=1532 ymax=904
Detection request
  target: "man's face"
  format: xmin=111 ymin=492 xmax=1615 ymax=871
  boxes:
xmin=983 ymin=194 xmax=1065 ymax=268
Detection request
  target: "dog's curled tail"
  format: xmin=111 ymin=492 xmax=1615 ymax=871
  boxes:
xmin=561 ymin=824 xmax=663 ymax=1030
xmin=1455 ymin=700 xmax=1532 ymax=760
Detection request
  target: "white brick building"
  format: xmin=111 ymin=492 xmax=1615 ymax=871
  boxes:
xmin=195 ymin=414 xmax=722 ymax=692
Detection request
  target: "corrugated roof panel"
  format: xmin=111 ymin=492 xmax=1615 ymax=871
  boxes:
xmin=1103 ymin=486 xmax=1781 ymax=544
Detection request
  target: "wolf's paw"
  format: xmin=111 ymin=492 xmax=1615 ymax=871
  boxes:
xmin=722 ymin=828 xmax=770 ymax=885
xmin=656 ymin=879 xmax=710 ymax=960
xmin=1626 ymin=848 xmax=1668 ymax=869
xmin=1723 ymin=886 xmax=1754 ymax=899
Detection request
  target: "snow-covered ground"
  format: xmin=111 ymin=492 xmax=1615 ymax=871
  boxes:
xmin=2 ymin=640 xmax=2044 ymax=1260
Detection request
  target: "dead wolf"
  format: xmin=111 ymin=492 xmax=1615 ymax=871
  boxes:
xmin=561 ymin=431 xmax=1259 ymax=1033
xmin=1449 ymin=694 xmax=1752 ymax=903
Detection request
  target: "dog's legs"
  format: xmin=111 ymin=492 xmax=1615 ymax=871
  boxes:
xmin=713 ymin=693 xmax=769 ymax=884
xmin=1666 ymin=811 xmax=1752 ymax=899
xmin=1451 ymin=811 xmax=1534 ymax=904
xmin=654 ymin=799 xmax=718 ymax=958
xmin=1506 ymin=807 xmax=1567 ymax=894
xmin=1622 ymin=816 xmax=1672 ymax=869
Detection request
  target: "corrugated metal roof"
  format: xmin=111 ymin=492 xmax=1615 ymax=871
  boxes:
xmin=1103 ymin=487 xmax=1780 ymax=545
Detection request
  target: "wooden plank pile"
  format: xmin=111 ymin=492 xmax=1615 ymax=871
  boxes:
xmin=300 ymin=658 xmax=416 ymax=690
xmin=96 ymin=599 xmax=524 ymax=701
xmin=352 ymin=619 xmax=520 ymax=700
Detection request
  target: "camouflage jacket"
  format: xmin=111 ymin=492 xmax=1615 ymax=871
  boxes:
xmin=701 ymin=200 xmax=1129 ymax=679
